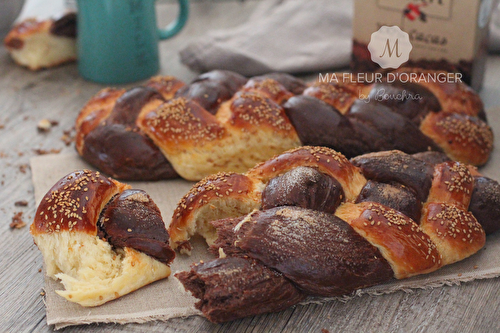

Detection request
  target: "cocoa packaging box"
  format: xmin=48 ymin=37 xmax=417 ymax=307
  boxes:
xmin=351 ymin=0 xmax=497 ymax=90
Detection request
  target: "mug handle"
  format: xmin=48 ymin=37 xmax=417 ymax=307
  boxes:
xmin=158 ymin=0 xmax=189 ymax=40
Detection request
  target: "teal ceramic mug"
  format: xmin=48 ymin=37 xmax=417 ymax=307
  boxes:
xmin=77 ymin=0 xmax=189 ymax=84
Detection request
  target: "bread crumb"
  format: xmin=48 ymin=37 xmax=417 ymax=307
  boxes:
xmin=10 ymin=212 xmax=26 ymax=229
xmin=38 ymin=268 xmax=42 ymax=273
xmin=474 ymin=265 xmax=478 ymax=269
xmin=61 ymin=128 xmax=75 ymax=146
xmin=40 ymin=291 xmax=45 ymax=296
xmin=19 ymin=164 xmax=29 ymax=173
xmin=61 ymin=134 xmax=73 ymax=146
xmin=33 ymin=148 xmax=61 ymax=155
xmin=14 ymin=200 xmax=28 ymax=207
xmin=458 ymin=273 xmax=462 ymax=277
xmin=37 ymin=119 xmax=52 ymax=132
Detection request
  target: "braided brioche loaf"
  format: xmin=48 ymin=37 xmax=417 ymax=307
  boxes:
xmin=75 ymin=69 xmax=492 ymax=181
xmin=170 ymin=147 xmax=500 ymax=323
xmin=30 ymin=170 xmax=175 ymax=306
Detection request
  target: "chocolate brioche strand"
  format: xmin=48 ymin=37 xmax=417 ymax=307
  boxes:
xmin=172 ymin=147 xmax=500 ymax=323
xmin=76 ymin=69 xmax=493 ymax=182
xmin=176 ymin=256 xmax=305 ymax=324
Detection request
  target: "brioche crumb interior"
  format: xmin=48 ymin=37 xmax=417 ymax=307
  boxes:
xmin=186 ymin=198 xmax=260 ymax=251
xmin=11 ymin=33 xmax=76 ymax=70
xmin=33 ymin=231 xmax=170 ymax=307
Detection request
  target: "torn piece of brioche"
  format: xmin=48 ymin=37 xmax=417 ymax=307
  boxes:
xmin=4 ymin=13 xmax=77 ymax=70
xmin=30 ymin=170 xmax=175 ymax=307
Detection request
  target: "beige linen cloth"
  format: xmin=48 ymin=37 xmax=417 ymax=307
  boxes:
xmin=180 ymin=0 xmax=500 ymax=76
xmin=180 ymin=0 xmax=353 ymax=76
xmin=30 ymin=107 xmax=500 ymax=330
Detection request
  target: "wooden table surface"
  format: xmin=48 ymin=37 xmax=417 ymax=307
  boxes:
xmin=3 ymin=1 xmax=500 ymax=332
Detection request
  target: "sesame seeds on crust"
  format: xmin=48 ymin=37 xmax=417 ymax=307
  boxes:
xmin=168 ymin=171 xmax=261 ymax=247
xmin=436 ymin=114 xmax=493 ymax=154
xmin=145 ymin=76 xmax=186 ymax=99
xmin=173 ymin=172 xmax=238 ymax=218
xmin=445 ymin=163 xmax=473 ymax=194
xmin=427 ymin=161 xmax=474 ymax=210
xmin=303 ymin=82 xmax=357 ymax=113
xmin=144 ymin=97 xmax=227 ymax=144
xmin=171 ymin=172 xmax=257 ymax=223
xmin=350 ymin=202 xmax=442 ymax=278
xmin=229 ymin=92 xmax=294 ymax=131
xmin=31 ymin=170 xmax=119 ymax=235
xmin=241 ymin=78 xmax=293 ymax=103
xmin=424 ymin=203 xmax=484 ymax=243
xmin=249 ymin=146 xmax=349 ymax=177
xmin=421 ymin=202 xmax=486 ymax=266
xmin=420 ymin=111 xmax=492 ymax=166
xmin=249 ymin=78 xmax=283 ymax=95
xmin=247 ymin=146 xmax=364 ymax=201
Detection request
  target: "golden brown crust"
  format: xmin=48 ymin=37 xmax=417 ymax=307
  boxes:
xmin=139 ymin=97 xmax=228 ymax=150
xmin=420 ymin=203 xmax=485 ymax=266
xmin=467 ymin=165 xmax=482 ymax=177
xmin=226 ymin=92 xmax=297 ymax=134
xmin=168 ymin=146 xmax=366 ymax=250
xmin=75 ymin=88 xmax=126 ymax=154
xmin=168 ymin=172 xmax=262 ymax=249
xmin=75 ymin=77 xmax=191 ymax=181
xmin=138 ymin=88 xmax=300 ymax=180
xmin=330 ymin=73 xmax=374 ymax=91
xmin=240 ymin=78 xmax=294 ymax=104
xmin=420 ymin=112 xmax=493 ymax=166
xmin=337 ymin=202 xmax=442 ymax=279
xmin=30 ymin=170 xmax=128 ymax=236
xmin=247 ymin=146 xmax=366 ymax=202
xmin=4 ymin=19 xmax=51 ymax=50
xmin=390 ymin=68 xmax=484 ymax=117
xmin=76 ymin=76 xmax=185 ymax=156
xmin=144 ymin=76 xmax=186 ymax=100
xmin=427 ymin=161 xmax=474 ymax=209
xmin=303 ymin=82 xmax=358 ymax=115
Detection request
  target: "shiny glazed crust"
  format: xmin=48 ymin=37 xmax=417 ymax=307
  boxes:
xmin=173 ymin=147 xmax=497 ymax=323
xmin=137 ymin=90 xmax=300 ymax=180
xmin=31 ymin=170 xmax=125 ymax=235
xmin=298 ymin=68 xmax=491 ymax=165
xmin=75 ymin=69 xmax=492 ymax=183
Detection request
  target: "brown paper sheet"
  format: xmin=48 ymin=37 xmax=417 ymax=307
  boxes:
xmin=30 ymin=107 xmax=500 ymax=329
